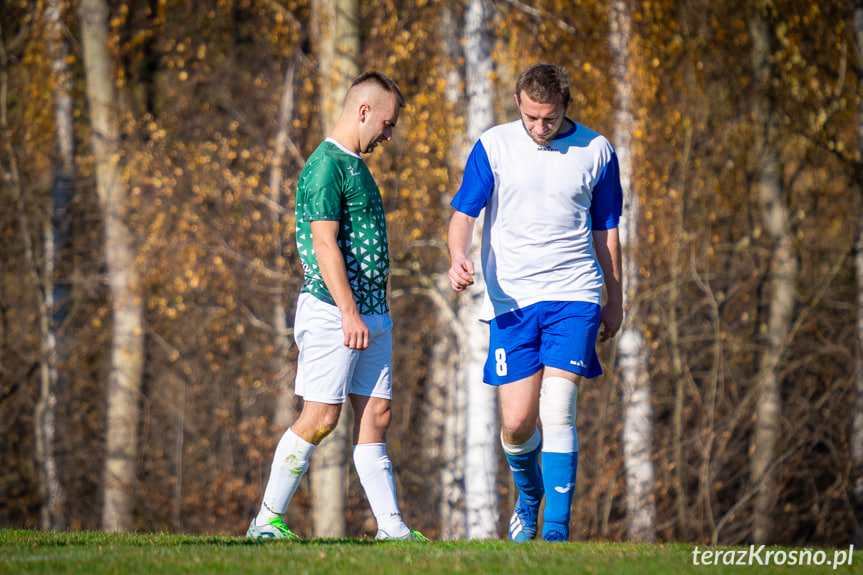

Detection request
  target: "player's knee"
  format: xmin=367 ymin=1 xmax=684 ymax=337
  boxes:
xmin=501 ymin=412 xmax=537 ymax=443
xmin=373 ymin=403 xmax=392 ymax=432
xmin=308 ymin=408 xmax=342 ymax=442
xmin=360 ymin=397 xmax=392 ymax=437
xmin=322 ymin=413 xmax=342 ymax=433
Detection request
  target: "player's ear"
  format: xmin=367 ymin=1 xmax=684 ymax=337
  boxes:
xmin=358 ymin=103 xmax=370 ymax=122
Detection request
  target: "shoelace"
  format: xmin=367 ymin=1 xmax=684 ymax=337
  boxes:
xmin=268 ymin=517 xmax=299 ymax=538
xmin=410 ymin=529 xmax=431 ymax=542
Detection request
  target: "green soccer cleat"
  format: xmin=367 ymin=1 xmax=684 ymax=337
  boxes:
xmin=375 ymin=528 xmax=430 ymax=541
xmin=246 ymin=516 xmax=301 ymax=540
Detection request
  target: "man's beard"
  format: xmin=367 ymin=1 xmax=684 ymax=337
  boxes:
xmin=529 ymin=133 xmax=552 ymax=146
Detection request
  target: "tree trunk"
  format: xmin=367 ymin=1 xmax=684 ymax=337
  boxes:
xmin=270 ymin=55 xmax=303 ymax=430
xmin=4 ymin=20 xmax=68 ymax=532
xmin=313 ymin=0 xmax=360 ymax=135
xmin=462 ymin=0 xmax=498 ymax=540
xmin=435 ymin=3 xmax=468 ymax=541
xmin=850 ymin=0 xmax=863 ymax=548
xmin=854 ymin=183 xmax=863 ymax=546
xmin=309 ymin=0 xmax=359 ymax=538
xmin=749 ymin=3 xmax=796 ymax=545
xmin=669 ymin=124 xmax=695 ymax=540
xmin=35 ymin=0 xmax=73 ymax=532
xmin=78 ymin=0 xmax=146 ymax=533
xmin=609 ymin=0 xmax=656 ymax=543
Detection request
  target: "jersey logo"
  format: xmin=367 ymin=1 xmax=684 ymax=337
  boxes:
xmin=536 ymin=145 xmax=562 ymax=153
xmin=347 ymin=166 xmax=361 ymax=176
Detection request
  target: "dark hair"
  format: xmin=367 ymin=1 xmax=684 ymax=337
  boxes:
xmin=351 ymin=71 xmax=406 ymax=108
xmin=515 ymin=64 xmax=571 ymax=105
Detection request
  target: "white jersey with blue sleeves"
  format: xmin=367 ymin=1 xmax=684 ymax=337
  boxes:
xmin=451 ymin=118 xmax=622 ymax=319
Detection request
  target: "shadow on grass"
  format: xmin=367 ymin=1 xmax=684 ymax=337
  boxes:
xmin=1 ymin=530 xmax=415 ymax=548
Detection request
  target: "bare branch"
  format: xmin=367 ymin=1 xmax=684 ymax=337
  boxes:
xmin=497 ymin=0 xmax=577 ymax=34
xmin=390 ymin=278 xmax=468 ymax=346
xmin=712 ymin=443 xmax=801 ymax=545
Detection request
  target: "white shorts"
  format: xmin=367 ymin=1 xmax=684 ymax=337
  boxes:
xmin=293 ymin=292 xmax=393 ymax=404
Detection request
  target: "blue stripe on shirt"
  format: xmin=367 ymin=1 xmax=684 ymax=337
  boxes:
xmin=452 ymin=139 xmax=623 ymax=230
xmin=589 ymin=152 xmax=623 ymax=230
xmin=451 ymin=141 xmax=493 ymax=217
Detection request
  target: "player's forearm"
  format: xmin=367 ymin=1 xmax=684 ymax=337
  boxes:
xmin=316 ymin=244 xmax=359 ymax=315
xmin=594 ymin=228 xmax=623 ymax=305
xmin=311 ymin=221 xmax=360 ymax=317
xmin=447 ymin=211 xmax=476 ymax=261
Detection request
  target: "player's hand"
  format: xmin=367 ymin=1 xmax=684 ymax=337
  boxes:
xmin=341 ymin=311 xmax=370 ymax=351
xmin=448 ymin=257 xmax=476 ymax=292
xmin=598 ymin=302 xmax=623 ymax=342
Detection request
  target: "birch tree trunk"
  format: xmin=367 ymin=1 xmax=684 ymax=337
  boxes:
xmin=609 ymin=0 xmax=656 ymax=543
xmin=3 ymin=9 xmax=67 ymax=532
xmin=749 ymin=3 xmax=797 ymax=545
xmin=462 ymin=0 xmax=498 ymax=540
xmin=309 ymin=0 xmax=358 ymax=538
xmin=35 ymin=0 xmax=73 ymax=531
xmin=78 ymin=0 xmax=146 ymax=533
xmin=435 ymin=3 xmax=468 ymax=540
xmin=850 ymin=0 xmax=863 ymax=547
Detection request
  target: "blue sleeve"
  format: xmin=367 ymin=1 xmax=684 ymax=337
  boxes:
xmin=451 ymin=141 xmax=494 ymax=217
xmin=590 ymin=152 xmax=623 ymax=230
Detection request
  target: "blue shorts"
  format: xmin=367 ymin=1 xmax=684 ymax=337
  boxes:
xmin=484 ymin=301 xmax=603 ymax=385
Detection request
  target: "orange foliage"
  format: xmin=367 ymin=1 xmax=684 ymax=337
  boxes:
xmin=0 ymin=0 xmax=859 ymax=544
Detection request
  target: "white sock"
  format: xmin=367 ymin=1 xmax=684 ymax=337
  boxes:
xmin=256 ymin=428 xmax=315 ymax=525
xmin=353 ymin=443 xmax=410 ymax=537
xmin=501 ymin=427 xmax=542 ymax=455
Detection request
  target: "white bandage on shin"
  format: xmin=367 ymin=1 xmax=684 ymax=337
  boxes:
xmin=539 ymin=376 xmax=578 ymax=453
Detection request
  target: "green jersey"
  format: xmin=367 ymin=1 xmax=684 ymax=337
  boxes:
xmin=295 ymin=139 xmax=390 ymax=315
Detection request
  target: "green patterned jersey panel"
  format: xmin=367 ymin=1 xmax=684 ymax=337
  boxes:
xmin=295 ymin=141 xmax=389 ymax=315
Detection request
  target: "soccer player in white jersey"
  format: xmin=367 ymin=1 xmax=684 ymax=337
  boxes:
xmin=247 ymin=72 xmax=426 ymax=541
xmin=447 ymin=63 xmax=623 ymax=542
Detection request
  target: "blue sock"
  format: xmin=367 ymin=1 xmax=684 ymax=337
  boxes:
xmin=541 ymin=450 xmax=578 ymax=537
xmin=502 ymin=431 xmax=544 ymax=507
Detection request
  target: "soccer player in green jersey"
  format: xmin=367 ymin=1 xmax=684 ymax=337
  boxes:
xmin=247 ymin=72 xmax=426 ymax=541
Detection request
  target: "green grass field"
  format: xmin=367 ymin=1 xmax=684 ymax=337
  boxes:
xmin=1 ymin=530 xmax=860 ymax=574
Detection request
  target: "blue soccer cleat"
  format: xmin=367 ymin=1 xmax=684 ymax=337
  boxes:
xmin=543 ymin=527 xmax=569 ymax=542
xmin=508 ymin=495 xmax=539 ymax=543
